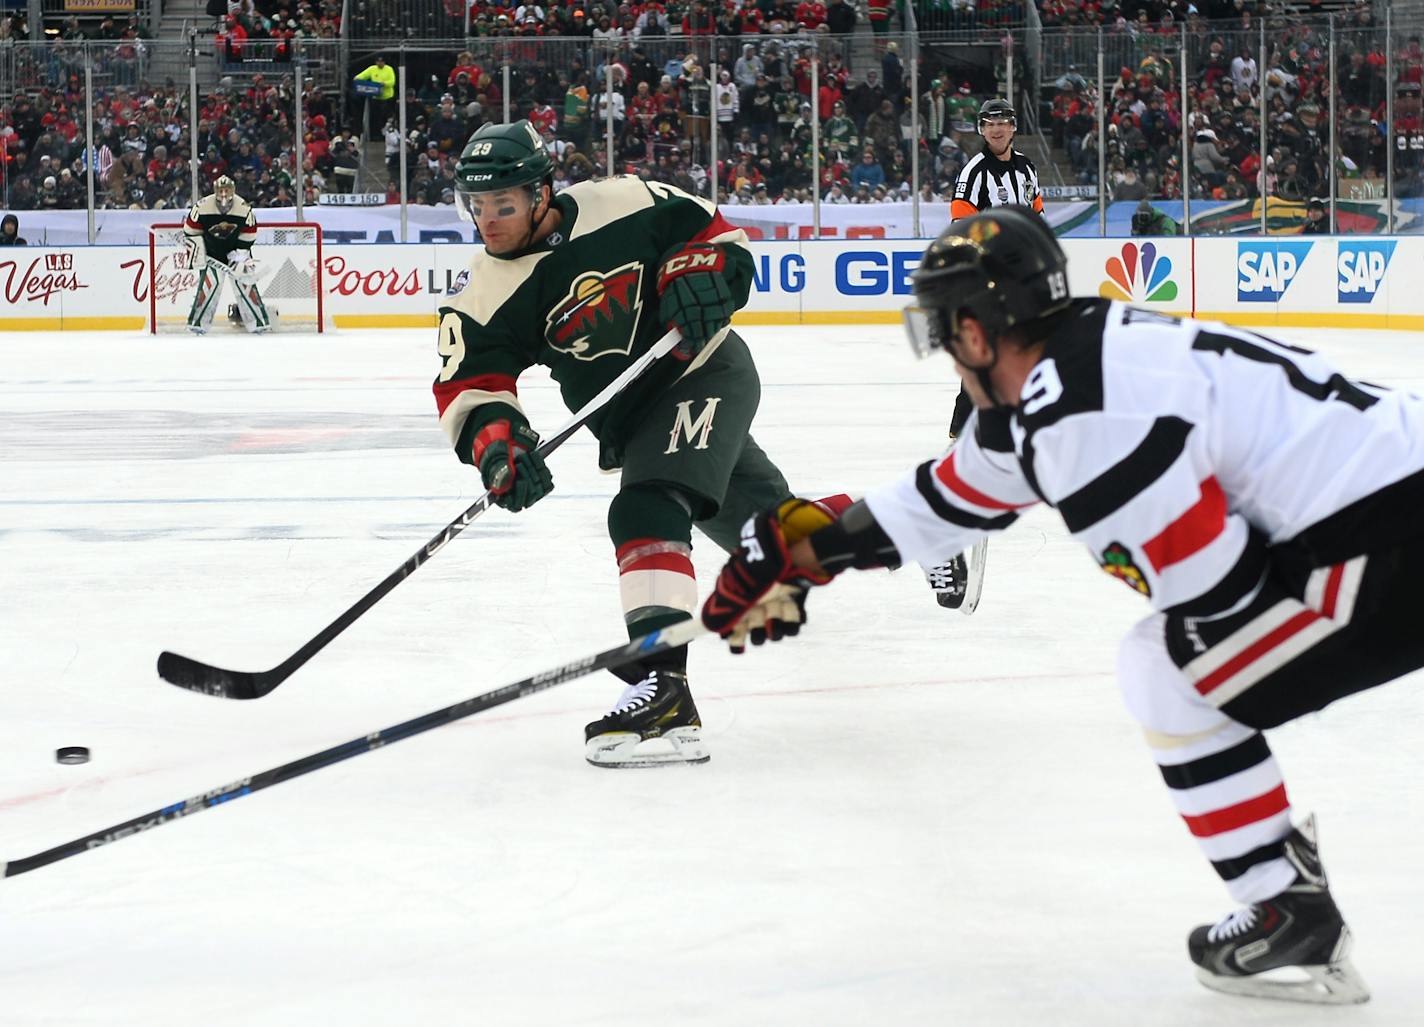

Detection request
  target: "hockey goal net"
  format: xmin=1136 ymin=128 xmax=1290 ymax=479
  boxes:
xmin=147 ymin=221 xmax=325 ymax=333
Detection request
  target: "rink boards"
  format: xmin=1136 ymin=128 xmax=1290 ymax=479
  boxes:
xmin=1 ymin=235 xmax=1420 ymax=332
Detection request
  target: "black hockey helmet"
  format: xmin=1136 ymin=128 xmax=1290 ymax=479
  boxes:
xmin=977 ymin=97 xmax=1017 ymax=133
xmin=904 ymin=205 xmax=1070 ymax=361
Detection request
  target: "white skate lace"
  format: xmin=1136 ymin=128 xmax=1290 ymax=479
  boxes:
xmin=926 ymin=563 xmax=959 ymax=590
xmin=1205 ymin=906 xmax=1260 ymax=943
xmin=607 ymin=677 xmax=659 ymax=716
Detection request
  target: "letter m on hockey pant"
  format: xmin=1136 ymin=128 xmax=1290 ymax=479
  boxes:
xmin=665 ymin=397 xmax=722 ymax=454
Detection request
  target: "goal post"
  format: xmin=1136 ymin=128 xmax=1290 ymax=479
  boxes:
xmin=147 ymin=222 xmax=325 ymax=334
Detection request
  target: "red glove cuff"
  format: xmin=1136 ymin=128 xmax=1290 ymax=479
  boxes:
xmin=657 ymin=242 xmax=726 ymax=293
xmin=471 ymin=420 xmax=513 ymax=469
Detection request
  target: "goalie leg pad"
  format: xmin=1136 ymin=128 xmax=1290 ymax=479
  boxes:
xmin=230 ymin=271 xmax=272 ymax=333
xmin=187 ymin=265 xmax=223 ymax=333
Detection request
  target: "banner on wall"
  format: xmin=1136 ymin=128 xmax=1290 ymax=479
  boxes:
xmin=7 ymin=198 xmax=1424 ymax=246
xmin=4 ymin=236 xmax=1424 ymax=332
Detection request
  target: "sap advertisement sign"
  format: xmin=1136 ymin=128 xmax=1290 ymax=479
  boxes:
xmin=1236 ymin=241 xmax=1314 ymax=302
xmin=1336 ymin=241 xmax=1396 ymax=304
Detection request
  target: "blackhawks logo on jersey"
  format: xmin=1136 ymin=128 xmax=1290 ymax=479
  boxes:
xmin=544 ymin=261 xmax=645 ymax=360
xmin=1100 ymin=541 xmax=1150 ymax=597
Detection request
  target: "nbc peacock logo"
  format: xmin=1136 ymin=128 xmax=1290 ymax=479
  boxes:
xmin=1098 ymin=242 xmax=1178 ymax=303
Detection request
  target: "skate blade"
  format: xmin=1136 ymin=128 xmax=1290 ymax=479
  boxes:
xmin=960 ymin=538 xmax=987 ymax=615
xmin=585 ymin=727 xmax=710 ymax=768
xmin=1194 ymin=960 xmax=1370 ymax=1005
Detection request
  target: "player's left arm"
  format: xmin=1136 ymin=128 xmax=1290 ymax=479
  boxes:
xmin=701 ymin=422 xmax=1037 ymax=648
xmin=644 ymin=180 xmax=754 ymax=357
xmin=861 ymin=413 xmax=1038 ymax=570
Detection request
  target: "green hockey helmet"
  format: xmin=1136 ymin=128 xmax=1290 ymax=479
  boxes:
xmin=454 ymin=120 xmax=554 ymax=223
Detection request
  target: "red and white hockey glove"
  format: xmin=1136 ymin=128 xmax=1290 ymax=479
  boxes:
xmin=701 ymin=499 xmax=836 ymax=654
xmin=473 ymin=419 xmax=554 ymax=513
xmin=657 ymin=242 xmax=735 ymax=359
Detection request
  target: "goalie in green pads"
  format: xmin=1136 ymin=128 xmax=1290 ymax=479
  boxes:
xmin=183 ymin=176 xmax=271 ymax=335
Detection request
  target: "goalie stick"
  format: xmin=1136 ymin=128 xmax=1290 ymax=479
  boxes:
xmin=157 ymin=327 xmax=683 ymax=700
xmin=5 ymin=619 xmax=708 ymax=880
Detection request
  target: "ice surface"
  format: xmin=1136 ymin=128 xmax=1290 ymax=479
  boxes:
xmin=2 ymin=323 xmax=1423 ymax=1025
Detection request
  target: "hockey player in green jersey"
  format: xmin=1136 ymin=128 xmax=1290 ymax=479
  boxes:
xmin=182 ymin=175 xmax=271 ymax=334
xmin=436 ymin=120 xmax=846 ymax=767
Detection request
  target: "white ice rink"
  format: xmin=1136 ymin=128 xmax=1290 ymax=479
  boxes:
xmin=3 ymin=322 xmax=1424 ymax=1026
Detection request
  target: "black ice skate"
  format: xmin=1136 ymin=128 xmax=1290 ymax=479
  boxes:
xmin=925 ymin=554 xmax=969 ymax=609
xmin=924 ymin=538 xmax=987 ymax=614
xmin=1187 ymin=815 xmax=1369 ymax=1005
xmin=584 ymin=669 xmax=709 ymax=768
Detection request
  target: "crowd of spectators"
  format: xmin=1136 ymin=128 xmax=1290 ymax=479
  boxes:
xmin=912 ymin=0 xmax=1029 ymax=34
xmin=6 ymin=11 xmax=153 ymax=89
xmin=214 ymin=0 xmax=344 ymax=65
xmin=353 ymin=0 xmax=869 ymax=44
xmin=0 ymin=66 xmax=366 ymax=212
xmin=1041 ymin=0 xmax=1424 ymax=207
xmin=370 ymin=29 xmax=976 ymax=208
xmin=14 ymin=0 xmax=1424 ymax=218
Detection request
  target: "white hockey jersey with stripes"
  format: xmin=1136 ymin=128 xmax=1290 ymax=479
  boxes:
xmin=866 ymin=299 xmax=1424 ymax=614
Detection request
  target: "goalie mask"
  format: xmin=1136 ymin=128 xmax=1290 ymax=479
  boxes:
xmin=903 ymin=206 xmax=1071 ymax=406
xmin=214 ymin=175 xmax=237 ymax=214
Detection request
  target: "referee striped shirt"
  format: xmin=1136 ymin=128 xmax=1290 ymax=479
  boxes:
xmin=951 ymin=148 xmax=1045 ymax=220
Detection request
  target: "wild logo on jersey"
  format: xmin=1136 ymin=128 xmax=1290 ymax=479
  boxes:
xmin=1100 ymin=542 xmax=1150 ymax=597
xmin=202 ymin=220 xmax=242 ymax=240
xmin=544 ymin=261 xmax=645 ymax=360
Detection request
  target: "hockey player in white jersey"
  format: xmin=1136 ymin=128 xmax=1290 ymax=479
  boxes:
xmin=182 ymin=175 xmax=271 ymax=335
xmin=697 ymin=205 xmax=1424 ymax=1004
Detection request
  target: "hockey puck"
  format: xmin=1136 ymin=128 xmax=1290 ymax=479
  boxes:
xmin=55 ymin=746 xmax=91 ymax=765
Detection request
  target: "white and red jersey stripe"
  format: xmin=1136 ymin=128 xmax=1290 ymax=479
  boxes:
xmin=867 ymin=299 xmax=1424 ymax=619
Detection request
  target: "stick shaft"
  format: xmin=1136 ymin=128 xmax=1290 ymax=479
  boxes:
xmin=158 ymin=328 xmax=681 ymax=698
xmin=12 ymin=619 xmax=707 ymax=879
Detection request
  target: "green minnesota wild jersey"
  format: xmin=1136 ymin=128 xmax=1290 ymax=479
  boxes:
xmin=433 ymin=176 xmax=755 ymax=469
xmin=182 ymin=192 xmax=258 ymax=263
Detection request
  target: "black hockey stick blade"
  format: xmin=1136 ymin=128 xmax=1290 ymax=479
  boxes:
xmin=156 ymin=328 xmax=681 ymax=700
xmin=11 ymin=618 xmax=708 ymax=879
xmin=156 ymin=650 xmax=271 ymax=700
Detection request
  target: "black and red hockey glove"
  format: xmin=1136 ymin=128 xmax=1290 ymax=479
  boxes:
xmin=473 ymin=419 xmax=554 ymax=513
xmin=701 ymin=499 xmax=836 ymax=654
xmin=657 ymin=242 xmax=735 ymax=359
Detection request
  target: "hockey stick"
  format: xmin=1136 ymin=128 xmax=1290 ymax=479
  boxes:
xmin=157 ymin=327 xmax=683 ymax=700
xmin=6 ymin=619 xmax=708 ymax=880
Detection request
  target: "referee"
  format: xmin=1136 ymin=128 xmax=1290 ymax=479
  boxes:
xmin=948 ymin=97 xmax=1044 ymax=435
xmin=924 ymin=97 xmax=1045 ymax=613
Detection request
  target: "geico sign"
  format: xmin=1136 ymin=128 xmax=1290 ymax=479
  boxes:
xmin=834 ymin=250 xmax=922 ymax=296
